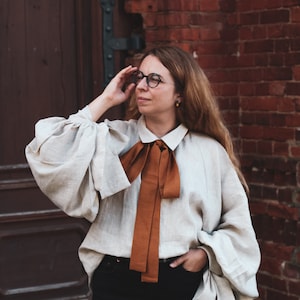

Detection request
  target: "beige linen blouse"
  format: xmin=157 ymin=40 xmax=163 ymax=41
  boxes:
xmin=25 ymin=107 xmax=260 ymax=300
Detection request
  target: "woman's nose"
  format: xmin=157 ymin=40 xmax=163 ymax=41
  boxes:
xmin=136 ymin=77 xmax=148 ymax=89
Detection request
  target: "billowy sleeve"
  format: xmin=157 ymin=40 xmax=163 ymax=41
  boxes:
xmin=197 ymin=148 xmax=261 ymax=299
xmin=25 ymin=107 xmax=130 ymax=222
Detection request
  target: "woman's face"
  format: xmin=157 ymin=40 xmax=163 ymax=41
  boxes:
xmin=134 ymin=55 xmax=179 ymax=121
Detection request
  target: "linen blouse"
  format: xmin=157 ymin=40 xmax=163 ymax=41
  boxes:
xmin=25 ymin=106 xmax=261 ymax=300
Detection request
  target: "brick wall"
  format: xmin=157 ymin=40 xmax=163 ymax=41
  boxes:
xmin=125 ymin=0 xmax=300 ymax=299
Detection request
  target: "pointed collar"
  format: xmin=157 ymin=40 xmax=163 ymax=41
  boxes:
xmin=137 ymin=116 xmax=188 ymax=151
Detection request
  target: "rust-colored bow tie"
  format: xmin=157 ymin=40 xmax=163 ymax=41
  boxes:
xmin=120 ymin=140 xmax=180 ymax=282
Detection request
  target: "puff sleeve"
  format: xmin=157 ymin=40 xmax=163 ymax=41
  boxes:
xmin=25 ymin=107 xmax=131 ymax=222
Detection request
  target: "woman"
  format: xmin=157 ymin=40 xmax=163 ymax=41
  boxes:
xmin=25 ymin=46 xmax=260 ymax=299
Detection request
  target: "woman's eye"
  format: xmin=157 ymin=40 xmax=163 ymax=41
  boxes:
xmin=149 ymin=74 xmax=161 ymax=83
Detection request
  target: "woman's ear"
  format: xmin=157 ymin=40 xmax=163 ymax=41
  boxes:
xmin=175 ymin=96 xmax=183 ymax=108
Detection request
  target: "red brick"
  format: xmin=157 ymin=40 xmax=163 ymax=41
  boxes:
xmin=263 ymin=127 xmax=294 ymax=142
xmin=156 ymin=12 xmax=190 ymax=27
xmin=293 ymin=65 xmax=300 ymax=80
xmin=241 ymin=97 xmax=278 ymax=111
xmin=125 ymin=0 xmax=158 ymax=13
xmin=268 ymin=203 xmax=298 ymax=220
xmin=240 ymin=125 xmax=264 ymax=139
xmin=284 ymin=24 xmax=300 ymax=38
xmin=220 ymin=26 xmax=238 ymax=41
xmin=256 ymin=113 xmax=271 ymax=125
xmin=226 ymin=12 xmax=238 ymax=25
xmin=291 ymin=146 xmax=300 ymax=157
xmin=270 ymin=113 xmax=287 ymax=127
xmin=239 ymin=12 xmax=260 ymax=25
xmin=269 ymin=53 xmax=285 ymax=68
xmin=278 ymin=188 xmax=293 ymax=202
xmin=262 ymin=241 xmax=294 ymax=261
xmin=240 ymin=83 xmax=255 ymax=96
xmin=296 ymin=128 xmax=300 ymax=142
xmin=289 ymin=280 xmax=300 ymax=296
xmin=143 ymin=13 xmax=157 ymax=27
xmin=158 ymin=0 xmax=199 ymax=11
xmin=253 ymin=26 xmax=267 ymax=39
xmin=190 ymin=13 xmax=222 ymax=26
xmin=283 ymin=262 xmax=300 ymax=279
xmin=223 ymin=111 xmax=239 ymax=125
xmin=270 ymin=158 xmax=297 ymax=173
xmin=261 ymin=9 xmax=290 ymax=24
xmin=267 ymin=289 xmax=298 ymax=300
xmin=283 ymin=0 xmax=300 ymax=8
xmin=286 ymin=83 xmax=300 ymax=95
xmin=278 ymin=98 xmax=296 ymax=112
xmin=242 ymin=140 xmax=257 ymax=153
xmin=275 ymin=39 xmax=290 ymax=52
xmin=236 ymin=1 xmax=252 ymax=12
xmin=195 ymin=41 xmax=226 ymax=55
xmin=267 ymin=24 xmax=286 ymax=38
xmin=255 ymin=83 xmax=269 ymax=96
xmin=239 ymin=68 xmax=263 ymax=81
xmin=286 ymin=114 xmax=300 ymax=127
xmin=291 ymin=7 xmax=300 ymax=22
xmin=199 ymin=0 xmax=219 ymax=12
xmin=239 ymin=27 xmax=253 ymax=40
xmin=198 ymin=55 xmax=223 ymax=68
xmin=254 ymin=53 xmax=269 ymax=66
xmin=241 ymin=112 xmax=256 ymax=124
xmin=286 ymin=52 xmax=300 ymax=66
xmin=220 ymin=83 xmax=238 ymax=96
xmin=244 ymin=40 xmax=274 ymax=53
xmin=260 ymin=255 xmax=282 ymax=275
xmin=269 ymin=82 xmax=286 ymax=96
xmin=170 ymin=28 xmax=199 ymax=41
xmin=263 ymin=67 xmax=292 ymax=81
xmin=257 ymin=141 xmax=273 ymax=155
xmin=284 ymin=220 xmax=298 ymax=245
xmin=296 ymin=98 xmax=300 ymax=112
xmin=291 ymin=38 xmax=300 ymax=51
xmin=250 ymin=200 xmax=268 ymax=214
xmin=219 ymin=0 xmax=236 ymax=13
xmin=238 ymin=54 xmax=255 ymax=67
xmin=199 ymin=27 xmax=221 ymax=41
xmin=255 ymin=0 xmax=282 ymax=10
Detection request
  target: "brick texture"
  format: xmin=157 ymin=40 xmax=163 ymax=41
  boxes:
xmin=124 ymin=0 xmax=300 ymax=299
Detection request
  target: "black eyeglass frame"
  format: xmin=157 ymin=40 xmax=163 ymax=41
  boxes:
xmin=131 ymin=70 xmax=164 ymax=88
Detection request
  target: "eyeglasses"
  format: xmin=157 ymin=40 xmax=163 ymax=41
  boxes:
xmin=131 ymin=70 xmax=163 ymax=88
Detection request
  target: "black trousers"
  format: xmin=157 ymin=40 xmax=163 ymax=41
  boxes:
xmin=91 ymin=255 xmax=203 ymax=300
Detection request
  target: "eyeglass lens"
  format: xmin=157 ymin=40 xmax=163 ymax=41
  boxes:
xmin=132 ymin=71 xmax=162 ymax=88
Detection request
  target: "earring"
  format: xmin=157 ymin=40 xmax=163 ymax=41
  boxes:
xmin=175 ymin=100 xmax=181 ymax=108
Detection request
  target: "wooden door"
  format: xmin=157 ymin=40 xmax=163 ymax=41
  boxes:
xmin=0 ymin=0 xmax=142 ymax=299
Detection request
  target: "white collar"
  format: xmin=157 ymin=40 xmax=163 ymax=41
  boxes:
xmin=137 ymin=116 xmax=188 ymax=151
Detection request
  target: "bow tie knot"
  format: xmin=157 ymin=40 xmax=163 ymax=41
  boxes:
xmin=120 ymin=140 xmax=180 ymax=282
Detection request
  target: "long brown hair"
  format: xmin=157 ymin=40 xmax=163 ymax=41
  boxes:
xmin=126 ymin=46 xmax=248 ymax=193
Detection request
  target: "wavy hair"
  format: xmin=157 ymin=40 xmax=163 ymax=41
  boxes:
xmin=126 ymin=46 xmax=248 ymax=193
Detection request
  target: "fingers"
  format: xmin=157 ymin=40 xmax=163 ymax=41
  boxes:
xmin=169 ymin=254 xmax=187 ymax=268
xmin=169 ymin=249 xmax=208 ymax=272
xmin=123 ymin=82 xmax=136 ymax=98
xmin=118 ymin=65 xmax=138 ymax=82
xmin=109 ymin=65 xmax=137 ymax=93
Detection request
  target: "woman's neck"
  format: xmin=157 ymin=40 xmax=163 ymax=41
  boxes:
xmin=144 ymin=116 xmax=177 ymax=138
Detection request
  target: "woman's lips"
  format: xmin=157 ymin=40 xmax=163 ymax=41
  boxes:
xmin=137 ymin=97 xmax=150 ymax=104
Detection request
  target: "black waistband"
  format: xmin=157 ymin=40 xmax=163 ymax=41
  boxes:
xmin=104 ymin=255 xmax=180 ymax=264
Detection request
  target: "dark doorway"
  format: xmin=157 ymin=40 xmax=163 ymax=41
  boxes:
xmin=0 ymin=0 xmax=143 ymax=298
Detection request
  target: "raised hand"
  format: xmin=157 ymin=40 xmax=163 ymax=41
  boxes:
xmin=89 ymin=65 xmax=137 ymax=121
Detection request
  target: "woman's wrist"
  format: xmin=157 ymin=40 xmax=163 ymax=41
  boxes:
xmin=88 ymin=94 xmax=112 ymax=122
